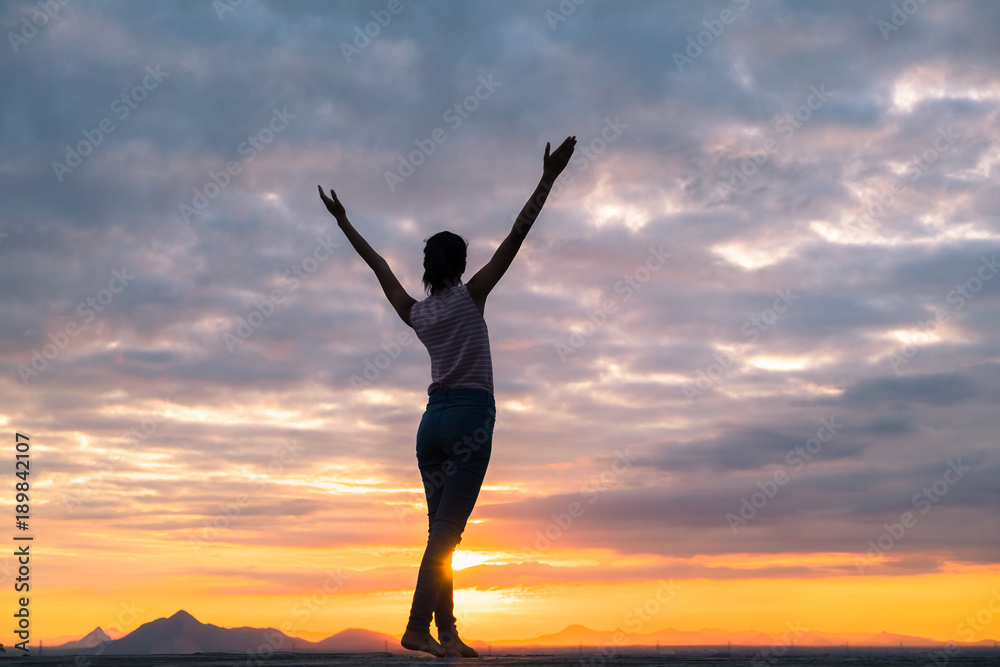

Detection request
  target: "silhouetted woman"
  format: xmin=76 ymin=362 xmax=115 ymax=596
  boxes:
xmin=318 ymin=135 xmax=576 ymax=657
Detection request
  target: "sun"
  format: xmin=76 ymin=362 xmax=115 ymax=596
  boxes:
xmin=451 ymin=550 xmax=495 ymax=571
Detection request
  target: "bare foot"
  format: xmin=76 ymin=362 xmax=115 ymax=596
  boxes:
xmin=439 ymin=630 xmax=480 ymax=658
xmin=401 ymin=629 xmax=446 ymax=657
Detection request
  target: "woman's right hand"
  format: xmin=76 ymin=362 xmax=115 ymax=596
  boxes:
xmin=542 ymin=136 xmax=577 ymax=181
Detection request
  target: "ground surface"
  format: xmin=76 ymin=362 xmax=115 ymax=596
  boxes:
xmin=3 ymin=650 xmax=999 ymax=667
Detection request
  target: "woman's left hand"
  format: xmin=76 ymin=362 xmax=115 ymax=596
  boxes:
xmin=317 ymin=185 xmax=347 ymax=221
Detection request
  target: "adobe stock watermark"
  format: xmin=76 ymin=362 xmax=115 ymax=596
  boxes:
xmin=66 ymin=600 xmax=146 ymax=666
xmin=918 ymin=589 xmax=1000 ymax=666
xmin=509 ymin=116 xmax=627 ymax=230
xmin=569 ymin=116 xmax=628 ymax=177
xmin=7 ymin=0 xmax=70 ymax=54
xmin=384 ymin=74 xmax=501 ymax=192
xmin=956 ymin=590 xmax=1000 ymax=643
xmin=844 ymin=126 xmax=960 ymax=240
xmin=60 ymin=403 xmax=170 ymax=512
xmin=877 ymin=0 xmax=930 ymax=41
xmin=555 ymin=243 xmax=670 ymax=362
xmin=682 ymin=287 xmax=799 ymax=403
xmin=51 ymin=65 xmax=169 ymax=182
xmin=887 ymin=253 xmax=998 ymax=373
xmin=223 ymin=233 xmax=338 ymax=352
xmin=520 ymin=446 xmax=637 ymax=560
xmin=349 ymin=329 xmax=415 ymax=389
xmin=672 ymin=0 xmax=750 ymax=73
xmin=853 ymin=457 xmax=971 ymax=574
xmin=726 ymin=416 xmax=844 ymax=534
xmin=0 ymin=554 xmax=17 ymax=588
xmin=188 ymin=439 xmax=304 ymax=554
xmin=213 ymin=0 xmax=245 ymax=20
xmin=751 ymin=620 xmax=808 ymax=667
xmin=244 ymin=569 xmax=352 ymax=666
xmin=350 ymin=285 xmax=464 ymax=390
xmin=178 ymin=106 xmax=296 ymax=223
xmin=921 ymin=643 xmax=962 ymax=667
xmin=545 ymin=0 xmax=585 ymax=31
xmin=223 ymin=290 xmax=287 ymax=353
xmin=17 ymin=267 xmax=135 ymax=384
xmin=392 ymin=406 xmax=507 ymax=525
xmin=712 ymin=84 xmax=831 ymax=202
xmin=340 ymin=0 xmax=412 ymax=62
xmin=577 ymin=579 xmax=680 ymax=665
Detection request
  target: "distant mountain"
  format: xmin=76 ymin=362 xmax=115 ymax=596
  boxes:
xmin=858 ymin=630 xmax=943 ymax=647
xmin=48 ymin=610 xmax=399 ymax=656
xmin=101 ymin=610 xmax=304 ymax=655
xmin=489 ymin=624 xmax=773 ymax=648
xmin=491 ymin=624 xmax=616 ymax=646
xmin=648 ymin=627 xmax=773 ymax=646
xmin=312 ymin=628 xmax=396 ymax=652
xmin=46 ymin=612 xmax=999 ymax=655
xmin=485 ymin=624 xmax=997 ymax=649
xmin=55 ymin=626 xmax=111 ymax=650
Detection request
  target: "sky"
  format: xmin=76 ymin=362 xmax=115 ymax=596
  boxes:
xmin=1 ymin=0 xmax=999 ymax=649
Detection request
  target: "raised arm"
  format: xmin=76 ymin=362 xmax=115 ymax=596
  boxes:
xmin=318 ymin=185 xmax=417 ymax=326
xmin=467 ymin=136 xmax=576 ymax=313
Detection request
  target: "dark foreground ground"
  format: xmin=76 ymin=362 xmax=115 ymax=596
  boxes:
xmin=2 ymin=648 xmax=999 ymax=667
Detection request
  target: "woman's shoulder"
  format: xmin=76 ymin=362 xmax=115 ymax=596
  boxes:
xmin=430 ymin=283 xmax=470 ymax=304
xmin=411 ymin=284 xmax=465 ymax=324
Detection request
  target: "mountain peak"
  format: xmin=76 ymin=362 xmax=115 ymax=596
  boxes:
xmin=52 ymin=626 xmax=112 ymax=650
xmin=168 ymin=610 xmax=198 ymax=622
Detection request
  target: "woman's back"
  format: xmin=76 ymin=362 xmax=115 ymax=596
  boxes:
xmin=410 ymin=284 xmax=494 ymax=395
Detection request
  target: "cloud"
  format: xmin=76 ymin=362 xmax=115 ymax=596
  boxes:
xmin=842 ymin=371 xmax=983 ymax=406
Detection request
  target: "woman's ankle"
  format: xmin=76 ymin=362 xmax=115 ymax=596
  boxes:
xmin=401 ymin=628 xmax=445 ymax=657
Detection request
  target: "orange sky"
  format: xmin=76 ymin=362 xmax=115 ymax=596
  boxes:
xmin=13 ymin=424 xmax=1000 ymax=646
xmin=21 ymin=532 xmax=1000 ymax=645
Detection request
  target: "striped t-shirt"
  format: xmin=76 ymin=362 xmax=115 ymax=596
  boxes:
xmin=409 ymin=284 xmax=494 ymax=395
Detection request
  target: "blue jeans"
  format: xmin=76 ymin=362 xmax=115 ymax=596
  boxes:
xmin=406 ymin=387 xmax=495 ymax=634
